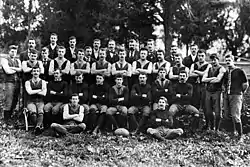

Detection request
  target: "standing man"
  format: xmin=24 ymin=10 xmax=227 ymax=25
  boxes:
xmin=111 ymin=49 xmax=132 ymax=87
xmin=146 ymin=39 xmax=157 ymax=63
xmin=51 ymin=94 xmax=86 ymax=136
xmin=106 ymin=39 xmax=119 ymax=64
xmin=183 ymin=44 xmax=199 ymax=69
xmin=47 ymin=33 xmax=59 ymax=59
xmin=223 ymin=54 xmax=249 ymax=142
xmin=107 ymin=74 xmax=129 ymax=130
xmin=25 ymin=66 xmax=47 ymax=134
xmin=49 ymin=46 xmax=71 ymax=83
xmin=93 ymin=39 xmax=101 ymax=61
xmin=168 ymin=70 xmax=200 ymax=131
xmin=189 ymin=49 xmax=211 ymax=111
xmin=40 ymin=47 xmax=52 ymax=81
xmin=169 ymin=53 xmax=189 ymax=85
xmin=126 ymin=38 xmax=139 ymax=64
xmin=65 ymin=36 xmax=78 ymax=63
xmin=132 ymin=48 xmax=153 ymax=85
xmin=128 ymin=73 xmax=152 ymax=133
xmin=202 ymin=54 xmax=226 ymax=131
xmin=152 ymin=49 xmax=171 ymax=81
xmin=166 ymin=44 xmax=178 ymax=66
xmin=84 ymin=46 xmax=96 ymax=65
xmin=20 ymin=38 xmax=37 ymax=62
xmin=0 ymin=45 xmax=22 ymax=125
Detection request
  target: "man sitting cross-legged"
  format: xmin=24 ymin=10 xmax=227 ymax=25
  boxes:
xmin=107 ymin=74 xmax=129 ymax=130
xmin=51 ymin=94 xmax=86 ymax=136
xmin=147 ymin=97 xmax=184 ymax=141
xmin=25 ymin=66 xmax=47 ymax=135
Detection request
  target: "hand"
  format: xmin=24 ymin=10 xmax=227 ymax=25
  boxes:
xmin=118 ymin=97 xmax=124 ymax=101
xmin=92 ymin=95 xmax=97 ymax=99
xmin=155 ymin=118 xmax=161 ymax=122
xmin=79 ymin=93 xmax=83 ymax=96
xmin=122 ymin=71 xmax=127 ymax=76
xmin=176 ymin=94 xmax=181 ymax=98
xmin=142 ymin=94 xmax=147 ymax=98
xmin=102 ymin=95 xmax=105 ymax=97
xmin=50 ymin=90 xmax=56 ymax=95
xmin=165 ymin=89 xmax=168 ymax=92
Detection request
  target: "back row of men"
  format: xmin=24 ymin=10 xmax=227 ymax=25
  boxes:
xmin=0 ymin=34 xmax=248 ymax=141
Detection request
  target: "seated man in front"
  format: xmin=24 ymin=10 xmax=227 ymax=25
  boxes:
xmin=168 ymin=70 xmax=200 ymax=131
xmin=44 ymin=69 xmax=68 ymax=127
xmin=51 ymin=94 xmax=86 ymax=136
xmin=147 ymin=97 xmax=183 ymax=141
xmin=25 ymin=66 xmax=47 ymax=135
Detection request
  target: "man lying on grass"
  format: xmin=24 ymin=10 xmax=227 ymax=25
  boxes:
xmin=51 ymin=94 xmax=86 ymax=136
xmin=147 ymin=97 xmax=183 ymax=141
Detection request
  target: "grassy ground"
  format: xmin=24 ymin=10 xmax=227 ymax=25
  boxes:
xmin=0 ymin=127 xmax=250 ymax=167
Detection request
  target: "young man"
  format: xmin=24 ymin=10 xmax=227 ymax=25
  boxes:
xmin=106 ymin=39 xmax=119 ymax=64
xmin=202 ymin=54 xmax=226 ymax=131
xmin=168 ymin=70 xmax=200 ymax=131
xmin=152 ymin=49 xmax=171 ymax=81
xmin=166 ymin=44 xmax=178 ymax=66
xmin=88 ymin=74 xmax=109 ymax=135
xmin=128 ymin=73 xmax=152 ymax=133
xmin=48 ymin=46 xmax=71 ymax=83
xmin=111 ymin=49 xmax=132 ymax=86
xmin=126 ymin=38 xmax=139 ymax=64
xmin=47 ymin=33 xmax=59 ymax=59
xmin=132 ymin=48 xmax=153 ymax=85
xmin=93 ymin=39 xmax=101 ymax=61
xmin=20 ymin=38 xmax=37 ymax=62
xmin=91 ymin=48 xmax=111 ymax=84
xmin=223 ymin=54 xmax=249 ymax=142
xmin=147 ymin=97 xmax=184 ymax=141
xmin=40 ymin=47 xmax=52 ymax=81
xmin=146 ymin=39 xmax=157 ymax=63
xmin=25 ymin=66 xmax=47 ymax=134
xmin=189 ymin=49 xmax=211 ymax=110
xmin=51 ymin=94 xmax=86 ymax=136
xmin=65 ymin=36 xmax=78 ymax=63
xmin=152 ymin=67 xmax=173 ymax=110
xmin=70 ymin=48 xmax=90 ymax=82
xmin=44 ymin=69 xmax=68 ymax=127
xmin=169 ymin=53 xmax=189 ymax=85
xmin=0 ymin=45 xmax=22 ymax=125
xmin=107 ymin=74 xmax=129 ymax=129
xmin=183 ymin=44 xmax=199 ymax=69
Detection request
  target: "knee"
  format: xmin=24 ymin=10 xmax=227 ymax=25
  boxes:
xmin=78 ymin=123 xmax=86 ymax=131
xmin=120 ymin=107 xmax=128 ymax=116
xmin=147 ymin=128 xmax=156 ymax=135
xmin=153 ymin=103 xmax=158 ymax=111
xmin=142 ymin=107 xmax=151 ymax=116
xmin=128 ymin=107 xmax=135 ymax=115
xmin=106 ymin=108 xmax=114 ymax=115
xmin=100 ymin=105 xmax=107 ymax=113
xmin=51 ymin=123 xmax=59 ymax=128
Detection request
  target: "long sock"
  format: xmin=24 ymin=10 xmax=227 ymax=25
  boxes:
xmin=235 ymin=122 xmax=243 ymax=137
xmin=96 ymin=113 xmax=105 ymax=130
xmin=107 ymin=114 xmax=118 ymax=130
xmin=88 ymin=113 xmax=97 ymax=131
xmin=152 ymin=132 xmax=165 ymax=141
xmin=30 ymin=113 xmax=37 ymax=126
xmin=209 ymin=114 xmax=215 ymax=130
xmin=120 ymin=115 xmax=127 ymax=128
xmin=4 ymin=110 xmax=11 ymax=121
xmin=44 ymin=112 xmax=52 ymax=128
xmin=128 ymin=114 xmax=138 ymax=131
xmin=215 ymin=117 xmax=221 ymax=131
xmin=192 ymin=116 xmax=200 ymax=130
xmin=36 ymin=114 xmax=43 ymax=128
xmin=137 ymin=116 xmax=148 ymax=132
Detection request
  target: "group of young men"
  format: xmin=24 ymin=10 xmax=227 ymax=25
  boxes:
xmin=0 ymin=33 xmax=249 ymax=142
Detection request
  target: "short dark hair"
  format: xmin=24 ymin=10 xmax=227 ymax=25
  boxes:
xmin=51 ymin=33 xmax=58 ymax=37
xmin=30 ymin=48 xmax=38 ymax=54
xmin=9 ymin=45 xmax=18 ymax=50
xmin=77 ymin=48 xmax=85 ymax=53
xmin=28 ymin=38 xmax=36 ymax=41
xmin=139 ymin=72 xmax=147 ymax=77
xmin=140 ymin=47 xmax=148 ymax=53
xmin=54 ymin=68 xmax=61 ymax=73
xmin=58 ymin=45 xmax=66 ymax=50
xmin=85 ymin=46 xmax=92 ymax=50
xmin=69 ymin=36 xmax=76 ymax=40
xmin=71 ymin=93 xmax=79 ymax=98
xmin=210 ymin=53 xmax=219 ymax=60
xmin=118 ymin=48 xmax=126 ymax=54
xmin=158 ymin=67 xmax=167 ymax=73
xmin=157 ymin=49 xmax=165 ymax=55
xmin=115 ymin=74 xmax=123 ymax=79
xmin=96 ymin=73 xmax=105 ymax=78
xmin=197 ymin=49 xmax=206 ymax=55
xmin=158 ymin=96 xmax=168 ymax=104
xmin=42 ymin=47 xmax=49 ymax=52
xmin=179 ymin=70 xmax=187 ymax=76
xmin=225 ymin=54 xmax=234 ymax=60
xmin=93 ymin=39 xmax=101 ymax=42
xmin=32 ymin=66 xmax=40 ymax=71
xmin=147 ymin=39 xmax=154 ymax=43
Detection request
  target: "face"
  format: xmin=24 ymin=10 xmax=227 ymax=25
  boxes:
xmin=54 ymin=70 xmax=62 ymax=80
xmin=191 ymin=45 xmax=198 ymax=56
xmin=28 ymin=40 xmax=36 ymax=49
xmin=108 ymin=41 xmax=116 ymax=50
xmin=69 ymin=39 xmax=76 ymax=48
xmin=99 ymin=50 xmax=106 ymax=60
xmin=157 ymin=51 xmax=164 ymax=61
xmin=140 ymin=50 xmax=148 ymax=60
xmin=139 ymin=74 xmax=147 ymax=84
xmin=96 ymin=75 xmax=104 ymax=85
xmin=85 ymin=48 xmax=92 ymax=56
xmin=129 ymin=41 xmax=135 ymax=50
xmin=75 ymin=75 xmax=83 ymax=83
xmin=71 ymin=96 xmax=79 ymax=106
xmin=41 ymin=49 xmax=49 ymax=59
xmin=170 ymin=46 xmax=178 ymax=55
xmin=30 ymin=53 xmax=38 ymax=61
xmin=175 ymin=56 xmax=181 ymax=64
xmin=158 ymin=99 xmax=167 ymax=110
xmin=57 ymin=48 xmax=66 ymax=58
xmin=225 ymin=56 xmax=234 ymax=67
xmin=179 ymin=72 xmax=187 ymax=83
xmin=77 ymin=51 xmax=84 ymax=60
xmin=32 ymin=68 xmax=40 ymax=77
xmin=147 ymin=41 xmax=154 ymax=51
xmin=9 ymin=49 xmax=17 ymax=58
xmin=115 ymin=77 xmax=123 ymax=87
xmin=119 ymin=51 xmax=126 ymax=60
xmin=198 ymin=52 xmax=205 ymax=62
xmin=93 ymin=40 xmax=101 ymax=50
xmin=50 ymin=35 xmax=58 ymax=44
xmin=158 ymin=70 xmax=166 ymax=79
xmin=211 ymin=58 xmax=219 ymax=66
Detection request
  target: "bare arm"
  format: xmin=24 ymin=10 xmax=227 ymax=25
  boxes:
xmin=37 ymin=80 xmax=47 ymax=96
xmin=152 ymin=63 xmax=158 ymax=74
xmin=11 ymin=59 xmax=22 ymax=72
xmin=38 ymin=61 xmax=44 ymax=74
xmin=70 ymin=63 xmax=76 ymax=75
xmin=1 ymin=58 xmax=16 ymax=74
xmin=137 ymin=62 xmax=152 ymax=74
xmin=132 ymin=61 xmax=139 ymax=75
xmin=202 ymin=67 xmax=216 ymax=83
xmin=210 ymin=67 xmax=226 ymax=83
xmin=48 ymin=60 xmax=54 ymax=76
xmin=63 ymin=104 xmax=79 ymax=120
xmin=91 ymin=63 xmax=106 ymax=74
xmin=169 ymin=67 xmax=178 ymax=80
xmin=111 ymin=63 xmax=123 ymax=75
xmin=189 ymin=64 xmax=199 ymax=77
xmin=22 ymin=61 xmax=32 ymax=73
xmin=25 ymin=81 xmax=42 ymax=95
xmin=73 ymin=106 xmax=84 ymax=122
xmin=61 ymin=60 xmax=70 ymax=74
